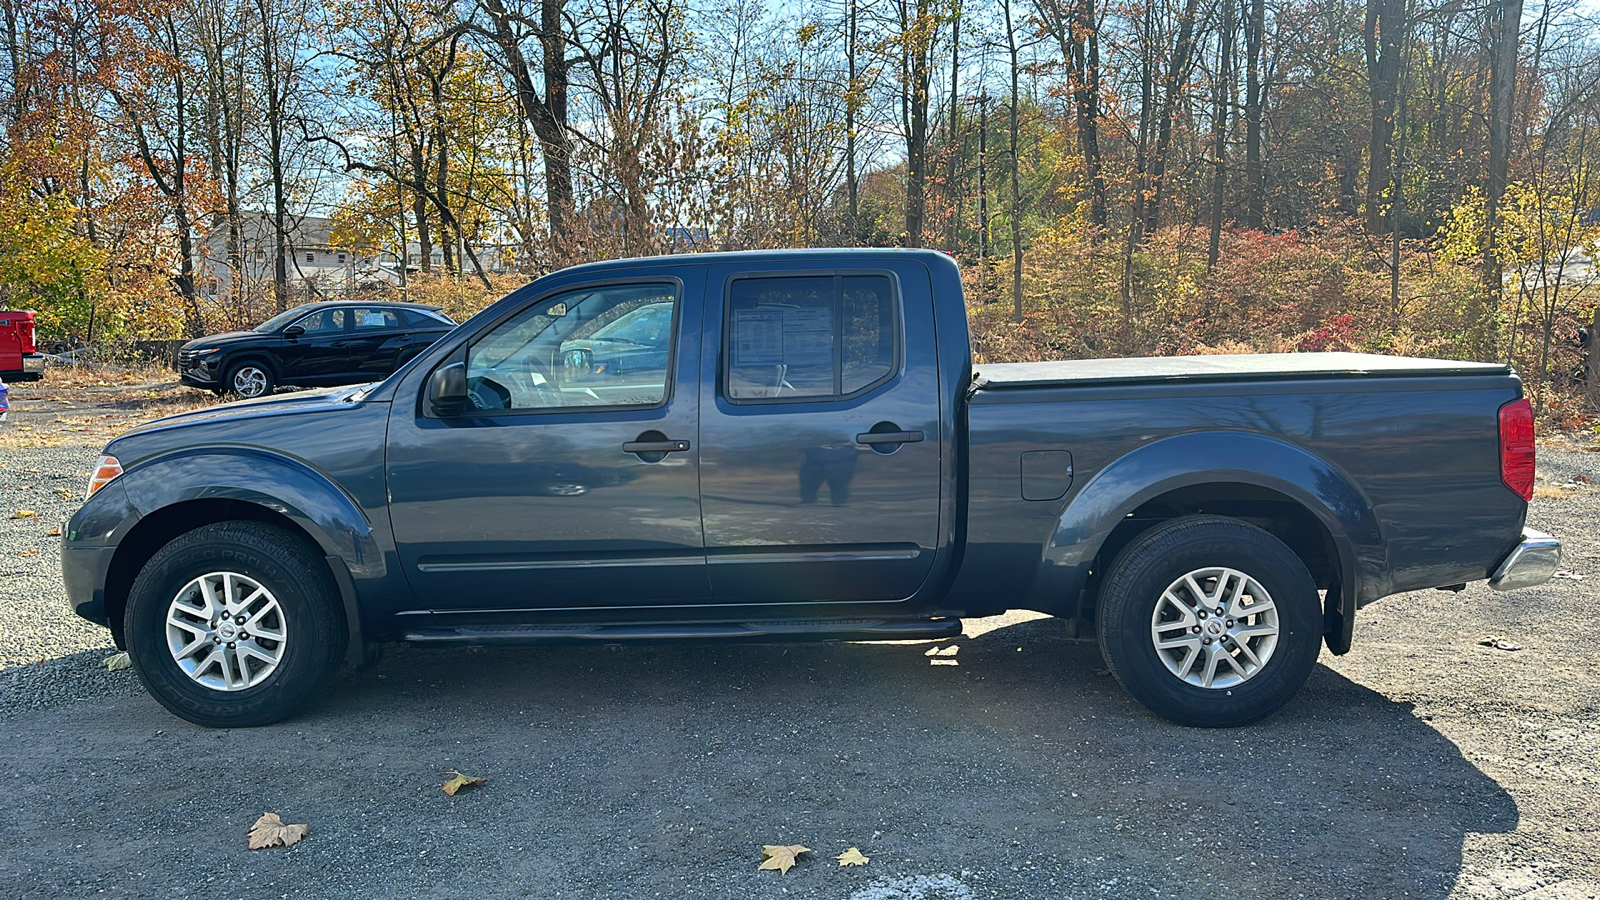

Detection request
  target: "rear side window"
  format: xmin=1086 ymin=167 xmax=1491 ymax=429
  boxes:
xmin=354 ymin=308 xmax=402 ymax=330
xmin=724 ymin=273 xmax=898 ymax=402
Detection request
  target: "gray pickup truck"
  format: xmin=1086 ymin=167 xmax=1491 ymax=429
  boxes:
xmin=62 ymin=249 xmax=1561 ymax=728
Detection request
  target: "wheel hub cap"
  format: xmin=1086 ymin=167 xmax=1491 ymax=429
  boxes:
xmin=1150 ymin=567 xmax=1280 ymax=689
xmin=165 ymin=571 xmax=287 ymax=691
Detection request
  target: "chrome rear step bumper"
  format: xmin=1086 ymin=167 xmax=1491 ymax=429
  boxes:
xmin=1489 ymin=528 xmax=1562 ymax=591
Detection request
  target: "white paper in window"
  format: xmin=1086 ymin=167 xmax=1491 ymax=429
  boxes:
xmin=783 ymin=307 xmax=832 ymax=366
xmin=732 ymin=308 xmax=784 ymax=366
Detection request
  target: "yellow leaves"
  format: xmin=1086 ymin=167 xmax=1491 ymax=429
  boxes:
xmin=10 ymin=509 xmax=36 ymax=518
xmin=247 ymin=813 xmax=308 ymax=850
xmin=835 ymin=847 xmax=870 ymax=867
xmin=45 ymin=526 xmax=61 ymax=537
xmin=441 ymin=770 xmax=485 ymax=796
xmin=104 ymin=652 xmax=132 ymax=671
xmin=758 ymin=844 xmax=811 ymax=874
xmin=17 ymin=548 xmax=38 ymax=558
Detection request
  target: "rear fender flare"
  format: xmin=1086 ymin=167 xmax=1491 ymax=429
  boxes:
xmin=1038 ymin=431 xmax=1385 ymax=618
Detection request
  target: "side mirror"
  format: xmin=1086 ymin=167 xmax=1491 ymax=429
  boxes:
xmin=427 ymin=362 xmax=468 ymax=417
xmin=282 ymin=324 xmax=305 ymax=339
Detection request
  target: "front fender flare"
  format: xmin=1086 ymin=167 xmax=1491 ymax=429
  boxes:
xmin=116 ymin=448 xmax=384 ymax=581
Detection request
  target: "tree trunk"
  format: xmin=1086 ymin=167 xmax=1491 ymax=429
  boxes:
xmin=1363 ymin=0 xmax=1407 ymax=234
xmin=1005 ymin=0 xmax=1023 ymax=323
xmin=1243 ymin=0 xmax=1265 ymax=229
xmin=1143 ymin=0 xmax=1201 ymax=238
xmin=1208 ymin=0 xmax=1235 ymax=270
xmin=1483 ymin=0 xmax=1523 ymax=310
xmin=481 ymin=0 xmax=574 ymax=259
xmin=902 ymin=0 xmax=932 ymax=248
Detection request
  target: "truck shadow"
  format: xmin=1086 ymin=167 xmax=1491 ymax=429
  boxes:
xmin=310 ymin=614 xmax=1516 ymax=898
xmin=5 ymin=617 xmax=1515 ymax=898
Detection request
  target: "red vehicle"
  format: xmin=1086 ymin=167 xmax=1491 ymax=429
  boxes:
xmin=0 ymin=310 xmax=45 ymax=381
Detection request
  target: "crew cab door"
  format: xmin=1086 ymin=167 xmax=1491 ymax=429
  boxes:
xmin=384 ymin=275 xmax=709 ymax=611
xmin=698 ymin=262 xmax=942 ymax=603
xmin=278 ymin=307 xmax=351 ymax=380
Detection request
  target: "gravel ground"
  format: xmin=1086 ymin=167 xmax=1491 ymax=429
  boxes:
xmin=1 ymin=383 xmax=1598 ymax=900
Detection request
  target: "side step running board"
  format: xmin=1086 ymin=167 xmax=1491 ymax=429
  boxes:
xmin=403 ymin=617 xmax=963 ymax=645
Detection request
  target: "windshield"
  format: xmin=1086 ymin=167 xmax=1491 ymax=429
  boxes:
xmin=254 ymin=304 xmax=321 ymax=333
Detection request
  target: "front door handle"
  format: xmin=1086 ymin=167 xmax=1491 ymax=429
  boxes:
xmin=622 ymin=439 xmax=691 ymax=454
xmin=855 ymin=430 xmax=924 ymax=445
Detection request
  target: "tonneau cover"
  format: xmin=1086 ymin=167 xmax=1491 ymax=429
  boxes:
xmin=972 ymin=352 xmax=1510 ymax=389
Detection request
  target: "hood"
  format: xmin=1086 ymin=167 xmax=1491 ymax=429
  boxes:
xmin=113 ymin=384 xmax=380 ymax=440
xmin=182 ymin=330 xmax=263 ymax=350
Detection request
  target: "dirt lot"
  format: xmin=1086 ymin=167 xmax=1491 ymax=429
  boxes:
xmin=1 ymin=376 xmax=1597 ymax=900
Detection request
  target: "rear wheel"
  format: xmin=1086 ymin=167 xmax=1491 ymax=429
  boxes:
xmin=1096 ymin=515 xmax=1322 ymax=727
xmin=124 ymin=521 xmax=345 ymax=727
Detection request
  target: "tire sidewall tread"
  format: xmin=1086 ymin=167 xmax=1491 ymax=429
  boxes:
xmin=124 ymin=521 xmax=344 ymax=727
xmin=1096 ymin=515 xmax=1322 ymax=728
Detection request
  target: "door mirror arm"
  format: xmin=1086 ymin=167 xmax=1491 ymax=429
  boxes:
xmin=427 ymin=362 xmax=468 ymax=417
xmin=282 ymin=325 xmax=305 ymax=339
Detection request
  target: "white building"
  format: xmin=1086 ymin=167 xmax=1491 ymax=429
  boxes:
xmin=200 ymin=212 xmax=521 ymax=300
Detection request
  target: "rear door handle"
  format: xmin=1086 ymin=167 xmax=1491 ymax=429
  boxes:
xmin=622 ymin=439 xmax=691 ymax=454
xmin=855 ymin=430 xmax=924 ymax=445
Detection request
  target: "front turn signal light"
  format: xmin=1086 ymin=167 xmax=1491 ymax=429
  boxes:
xmin=86 ymin=455 xmax=124 ymax=499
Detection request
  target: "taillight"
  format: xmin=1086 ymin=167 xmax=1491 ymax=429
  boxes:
xmin=1498 ymin=399 xmax=1535 ymax=501
xmin=86 ymin=455 xmax=124 ymax=499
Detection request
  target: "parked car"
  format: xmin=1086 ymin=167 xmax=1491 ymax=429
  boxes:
xmin=64 ymin=249 xmax=1560 ymax=729
xmin=0 ymin=310 xmax=46 ymax=382
xmin=174 ymin=301 xmax=457 ymax=398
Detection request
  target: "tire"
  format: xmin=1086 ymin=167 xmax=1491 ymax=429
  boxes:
xmin=123 ymin=521 xmax=346 ymax=727
xmin=226 ymin=360 xmax=274 ymax=399
xmin=1095 ymin=515 xmax=1321 ymax=728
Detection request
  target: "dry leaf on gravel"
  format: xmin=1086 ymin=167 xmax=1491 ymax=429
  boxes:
xmin=442 ymin=770 xmax=486 ymax=796
xmin=1478 ymin=636 xmax=1522 ymax=651
xmin=247 ymin=813 xmax=308 ymax=850
xmin=11 ymin=509 xmax=36 ymax=518
xmin=104 ymin=652 xmax=131 ymax=671
xmin=46 ymin=526 xmax=61 ymax=537
xmin=17 ymin=548 xmax=38 ymax=558
xmin=759 ymin=844 xmax=811 ymax=874
xmin=835 ymin=847 xmax=870 ymax=867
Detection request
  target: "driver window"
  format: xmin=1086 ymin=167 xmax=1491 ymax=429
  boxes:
xmin=464 ymin=283 xmax=678 ymax=411
xmin=296 ymin=308 xmax=347 ymax=334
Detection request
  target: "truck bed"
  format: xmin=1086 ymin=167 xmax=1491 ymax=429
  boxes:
xmin=973 ymin=352 xmax=1510 ymax=390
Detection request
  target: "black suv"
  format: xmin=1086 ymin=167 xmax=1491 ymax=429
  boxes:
xmin=175 ymin=301 xmax=457 ymax=398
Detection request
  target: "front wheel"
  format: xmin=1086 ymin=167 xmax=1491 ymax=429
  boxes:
xmin=1096 ymin=515 xmax=1322 ymax=727
xmin=124 ymin=521 xmax=346 ymax=727
xmin=226 ymin=361 xmax=274 ymax=399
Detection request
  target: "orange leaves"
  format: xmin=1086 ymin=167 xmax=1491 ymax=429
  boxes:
xmin=758 ymin=844 xmax=811 ymax=874
xmin=441 ymin=770 xmax=486 ymax=796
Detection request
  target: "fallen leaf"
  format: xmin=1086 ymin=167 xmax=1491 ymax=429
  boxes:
xmin=11 ymin=509 xmax=36 ymax=519
xmin=442 ymin=770 xmax=486 ymax=796
xmin=1478 ymin=636 xmax=1522 ymax=651
xmin=18 ymin=548 xmax=38 ymax=558
xmin=104 ymin=652 xmax=131 ymax=671
xmin=835 ymin=847 xmax=869 ymax=867
xmin=46 ymin=526 xmax=61 ymax=537
xmin=759 ymin=844 xmax=811 ymax=874
xmin=1093 ymin=668 xmax=1112 ymax=677
xmin=247 ymin=813 xmax=308 ymax=850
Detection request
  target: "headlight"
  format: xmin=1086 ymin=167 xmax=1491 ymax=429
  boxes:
xmin=86 ymin=455 xmax=123 ymax=499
